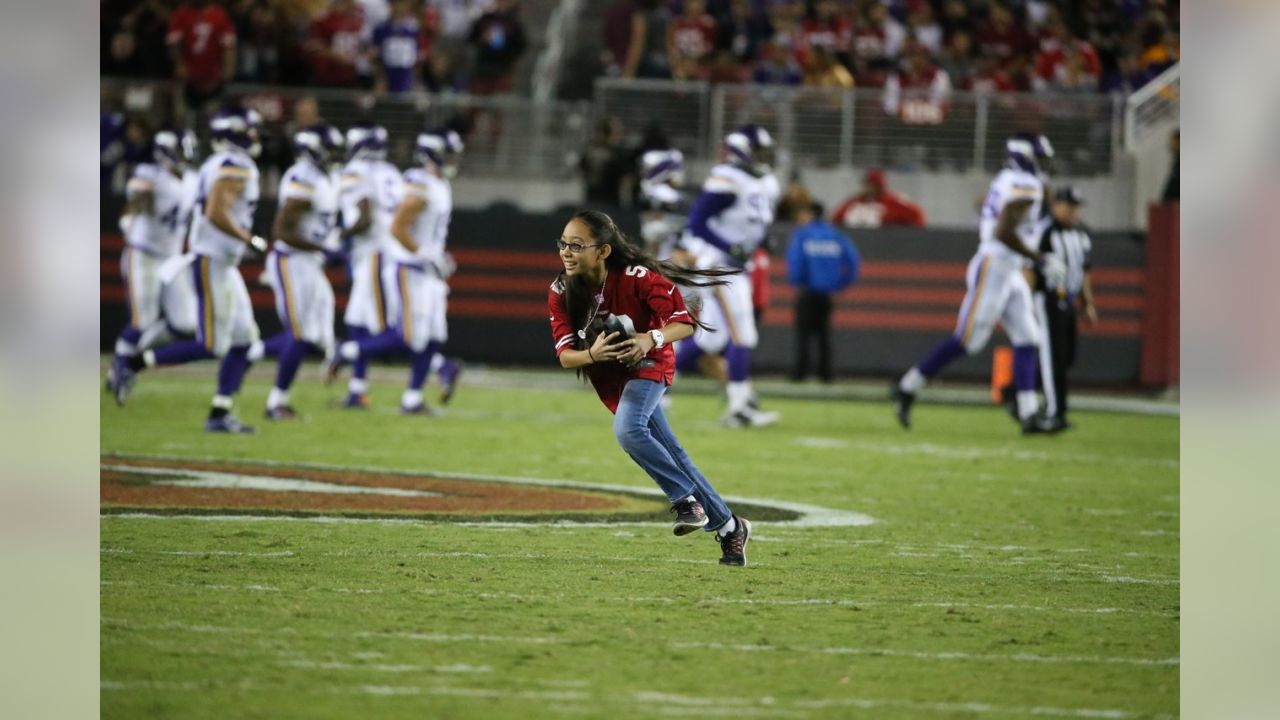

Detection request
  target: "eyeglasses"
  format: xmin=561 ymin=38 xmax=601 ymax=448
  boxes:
xmin=557 ymin=239 xmax=601 ymax=254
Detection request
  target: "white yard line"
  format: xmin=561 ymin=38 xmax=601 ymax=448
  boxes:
xmin=670 ymin=641 xmax=1178 ymax=667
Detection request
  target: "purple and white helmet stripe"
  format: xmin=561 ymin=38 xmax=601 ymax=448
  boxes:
xmin=1005 ymin=133 xmax=1054 ymax=175
xmin=345 ymin=122 xmax=388 ymax=160
xmin=209 ymin=105 xmax=263 ymax=157
xmin=294 ymin=123 xmax=344 ymax=166
xmin=640 ymin=149 xmax=685 ymax=186
xmin=416 ymin=128 xmax=465 ymax=176
xmin=724 ymin=124 xmax=773 ymax=175
xmin=153 ymin=128 xmax=198 ymax=169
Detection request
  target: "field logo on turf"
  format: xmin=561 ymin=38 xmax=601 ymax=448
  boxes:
xmin=100 ymin=455 xmax=874 ymax=527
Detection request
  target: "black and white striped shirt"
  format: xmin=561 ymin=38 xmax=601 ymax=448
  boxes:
xmin=1034 ymin=218 xmax=1093 ymax=297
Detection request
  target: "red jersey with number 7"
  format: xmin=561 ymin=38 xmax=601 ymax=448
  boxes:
xmin=167 ymin=3 xmax=236 ymax=90
xmin=548 ymin=264 xmax=695 ymax=413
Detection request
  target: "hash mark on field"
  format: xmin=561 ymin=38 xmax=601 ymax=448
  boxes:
xmin=354 ymin=630 xmax=562 ymax=645
xmin=1102 ymin=575 xmax=1180 ymax=586
xmin=671 ymin=641 xmax=1179 ymax=666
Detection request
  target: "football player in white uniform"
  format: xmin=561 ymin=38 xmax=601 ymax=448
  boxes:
xmin=892 ymin=133 xmax=1067 ymax=434
xmin=261 ymin=124 xmax=344 ymax=419
xmin=680 ymin=125 xmax=781 ymax=428
xmin=638 ymin=148 xmax=688 ymax=261
xmin=114 ymin=105 xmax=270 ymax=434
xmin=327 ymin=128 xmax=465 ymax=414
xmin=108 ymin=128 xmax=199 ymax=395
xmin=336 ymin=122 xmax=402 ymax=408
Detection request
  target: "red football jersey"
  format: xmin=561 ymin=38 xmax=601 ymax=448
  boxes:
xmin=166 ymin=3 xmax=236 ymax=89
xmin=308 ymin=9 xmax=366 ymax=86
xmin=548 ymin=265 xmax=694 ymax=414
xmin=670 ymin=15 xmax=718 ymax=62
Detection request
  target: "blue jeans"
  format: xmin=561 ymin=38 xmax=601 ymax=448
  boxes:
xmin=613 ymin=379 xmax=733 ymax=531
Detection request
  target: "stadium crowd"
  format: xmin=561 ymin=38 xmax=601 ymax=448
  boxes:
xmin=102 ymin=0 xmax=526 ymax=98
xmin=601 ymin=0 xmax=1179 ymax=95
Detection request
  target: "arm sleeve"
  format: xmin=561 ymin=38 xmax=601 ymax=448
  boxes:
xmin=1083 ymin=231 xmax=1093 ymax=270
xmin=548 ymin=284 xmax=578 ymax=357
xmin=125 ymin=165 xmax=157 ymax=199
xmin=686 ymin=190 xmax=737 ymax=253
xmin=280 ymin=170 xmax=316 ymax=202
xmin=642 ymin=271 xmax=694 ymax=328
xmin=401 ymin=169 xmax=429 ymax=199
xmin=786 ymin=235 xmax=806 ymax=286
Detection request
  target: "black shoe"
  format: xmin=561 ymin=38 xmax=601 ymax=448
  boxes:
xmin=890 ymin=382 xmax=914 ymax=429
xmin=1021 ymin=413 xmax=1065 ymax=435
xmin=717 ymin=515 xmax=752 ymax=567
xmin=670 ymin=498 xmax=708 ymax=537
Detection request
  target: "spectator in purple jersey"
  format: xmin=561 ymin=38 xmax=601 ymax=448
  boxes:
xmin=373 ymin=0 xmax=424 ymax=94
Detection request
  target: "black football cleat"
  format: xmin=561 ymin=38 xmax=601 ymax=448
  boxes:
xmin=1021 ymin=413 xmax=1065 ymax=435
xmin=890 ymin=382 xmax=914 ymax=429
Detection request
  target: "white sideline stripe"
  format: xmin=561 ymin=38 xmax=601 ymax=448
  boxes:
xmin=671 ymin=641 xmax=1179 ymax=666
xmin=633 ymin=691 xmax=1144 ymax=719
xmin=101 ymin=453 xmax=876 ymax=527
xmin=102 ymin=464 xmax=444 ymax=498
xmin=101 ymin=580 xmax=1176 ymax=618
xmin=103 ymin=617 xmax=564 ymax=645
xmin=1102 ymin=575 xmax=1180 ymax=586
xmin=285 ymin=660 xmax=491 ymax=674
xmin=791 ymin=438 xmax=1178 ymax=470
xmin=98 ymin=677 xmax=1152 ymax=719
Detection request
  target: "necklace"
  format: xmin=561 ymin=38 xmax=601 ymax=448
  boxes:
xmin=576 ymin=277 xmax=607 ymax=340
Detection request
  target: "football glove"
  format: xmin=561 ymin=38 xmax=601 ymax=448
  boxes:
xmin=1039 ymin=254 xmax=1067 ymax=290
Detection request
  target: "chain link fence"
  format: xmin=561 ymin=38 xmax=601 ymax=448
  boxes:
xmin=596 ymin=78 xmax=1124 ymax=177
xmin=103 ymin=76 xmax=1126 ymax=199
xmin=102 ymin=79 xmax=590 ymax=185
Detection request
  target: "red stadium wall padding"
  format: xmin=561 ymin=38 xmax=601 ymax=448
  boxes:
xmin=1140 ymin=203 xmax=1180 ymax=386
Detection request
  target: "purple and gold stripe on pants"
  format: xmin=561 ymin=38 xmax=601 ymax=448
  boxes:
xmin=193 ymin=256 xmax=216 ymax=353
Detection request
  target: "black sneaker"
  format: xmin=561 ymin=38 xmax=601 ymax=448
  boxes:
xmin=1021 ymin=413 xmax=1065 ymax=435
xmin=890 ymin=382 xmax=914 ymax=429
xmin=670 ymin=498 xmax=708 ymax=536
xmin=717 ymin=515 xmax=752 ymax=567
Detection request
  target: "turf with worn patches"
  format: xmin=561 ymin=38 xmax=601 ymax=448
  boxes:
xmin=101 ymin=366 xmax=1179 ymax=720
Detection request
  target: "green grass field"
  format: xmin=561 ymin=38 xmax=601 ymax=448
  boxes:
xmin=100 ymin=365 xmax=1179 ymax=719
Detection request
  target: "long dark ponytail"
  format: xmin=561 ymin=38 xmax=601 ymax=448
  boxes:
xmin=556 ymin=209 xmax=739 ymax=349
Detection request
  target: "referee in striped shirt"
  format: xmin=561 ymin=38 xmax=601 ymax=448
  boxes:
xmin=1032 ymin=186 xmax=1099 ymax=430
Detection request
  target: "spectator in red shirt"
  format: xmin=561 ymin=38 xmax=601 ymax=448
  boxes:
xmin=967 ymin=54 xmax=1017 ymax=93
xmin=306 ymin=0 xmax=367 ymax=87
xmin=832 ymin=167 xmax=926 ymax=228
xmin=973 ymin=2 xmax=1034 ymax=69
xmin=796 ymin=0 xmax=853 ymax=70
xmin=1032 ymin=19 xmax=1101 ymax=92
xmin=882 ymin=42 xmax=951 ymax=124
xmin=167 ymin=0 xmax=237 ymax=114
xmin=850 ymin=1 xmax=904 ymax=87
xmin=668 ymin=0 xmax=718 ymax=80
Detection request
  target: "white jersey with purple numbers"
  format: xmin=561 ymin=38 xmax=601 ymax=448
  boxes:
xmin=190 ymin=150 xmax=260 ymax=265
xmin=977 ymin=167 xmax=1044 ymax=263
xmin=273 ymin=160 xmax=339 ymax=258
xmin=390 ymin=167 xmax=451 ymax=266
xmin=340 ymin=157 xmax=403 ymax=263
xmin=124 ymin=163 xmax=192 ymax=258
xmin=684 ymin=163 xmax=780 ymax=269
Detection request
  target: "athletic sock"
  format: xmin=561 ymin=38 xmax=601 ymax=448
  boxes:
xmin=209 ymin=394 xmax=233 ymax=420
xmin=1016 ymin=391 xmax=1039 ymax=421
xmin=716 ymin=517 xmax=737 ymax=537
xmin=267 ymin=387 xmax=289 ymax=410
xmin=348 ymin=378 xmax=369 ymax=396
xmin=217 ymin=346 xmax=253 ymax=398
xmin=726 ymin=381 xmax=751 ymax=414
xmin=401 ymin=389 xmax=424 ymax=408
xmin=899 ymin=367 xmax=925 ymax=393
xmin=429 ymin=353 xmax=445 ymax=374
xmin=916 ymin=336 xmax=967 ymax=379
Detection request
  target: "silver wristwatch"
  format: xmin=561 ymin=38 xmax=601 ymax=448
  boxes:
xmin=649 ymin=329 xmax=665 ymax=349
